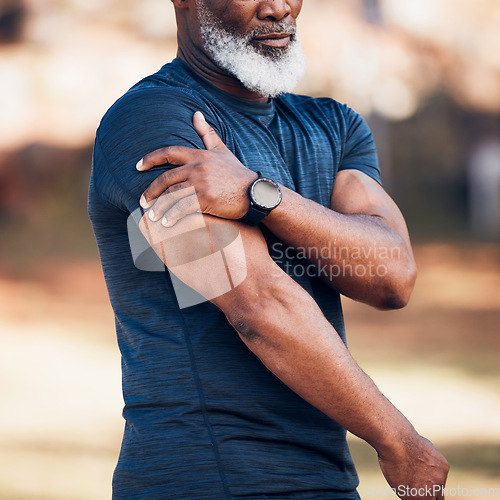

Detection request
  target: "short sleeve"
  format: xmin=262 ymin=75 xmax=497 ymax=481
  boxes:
xmin=338 ymin=106 xmax=381 ymax=185
xmin=93 ymin=87 xmax=221 ymax=214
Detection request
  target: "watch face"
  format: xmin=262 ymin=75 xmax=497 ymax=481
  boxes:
xmin=251 ymin=178 xmax=282 ymax=210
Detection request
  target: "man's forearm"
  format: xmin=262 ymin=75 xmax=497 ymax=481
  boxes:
xmin=215 ymin=258 xmax=449 ymax=494
xmin=213 ymin=259 xmax=416 ymax=454
xmin=263 ymin=184 xmax=417 ymax=309
xmin=141 ymin=211 xmax=413 ymax=447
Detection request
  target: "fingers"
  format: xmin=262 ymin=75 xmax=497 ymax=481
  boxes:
xmin=146 ymin=182 xmax=192 ymax=222
xmin=193 ymin=111 xmax=227 ymax=151
xmin=162 ymin=194 xmax=201 ymax=228
xmin=136 ymin=145 xmax=196 ymax=172
xmin=140 ymin=167 xmax=189 ymax=208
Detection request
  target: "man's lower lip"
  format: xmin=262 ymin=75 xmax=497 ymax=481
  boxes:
xmin=253 ymin=36 xmax=290 ymax=48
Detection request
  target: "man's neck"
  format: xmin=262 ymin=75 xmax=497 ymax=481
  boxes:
xmin=177 ymin=46 xmax=270 ymax=104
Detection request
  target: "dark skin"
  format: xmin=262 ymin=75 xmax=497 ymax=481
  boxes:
xmin=134 ymin=0 xmax=449 ymax=497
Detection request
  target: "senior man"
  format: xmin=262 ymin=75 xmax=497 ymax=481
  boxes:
xmin=89 ymin=0 xmax=449 ymax=498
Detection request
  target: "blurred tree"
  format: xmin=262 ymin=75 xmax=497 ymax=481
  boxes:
xmin=0 ymin=0 xmax=25 ymax=43
xmin=0 ymin=0 xmax=499 ymax=253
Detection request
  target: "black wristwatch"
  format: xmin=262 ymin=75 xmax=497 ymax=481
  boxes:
xmin=241 ymin=171 xmax=282 ymax=224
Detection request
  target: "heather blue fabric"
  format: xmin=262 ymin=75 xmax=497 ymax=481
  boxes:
xmin=88 ymin=58 xmax=380 ymax=499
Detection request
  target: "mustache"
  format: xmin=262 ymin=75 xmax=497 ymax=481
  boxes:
xmin=247 ymin=22 xmax=297 ymax=39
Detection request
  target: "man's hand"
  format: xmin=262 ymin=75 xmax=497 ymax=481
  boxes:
xmin=137 ymin=111 xmax=257 ymax=226
xmin=378 ymin=433 xmax=449 ymax=499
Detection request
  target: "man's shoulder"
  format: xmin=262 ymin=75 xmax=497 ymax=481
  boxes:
xmin=98 ymin=87 xmax=198 ymax=135
xmin=278 ymin=92 xmax=359 ymax=133
xmin=279 ymin=92 xmax=353 ymax=121
xmin=97 ymin=59 xmax=212 ymax=138
xmin=99 ymin=91 xmax=199 ymax=136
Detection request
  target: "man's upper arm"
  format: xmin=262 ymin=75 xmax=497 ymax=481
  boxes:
xmin=95 ymin=87 xmax=274 ymax=305
xmin=332 ymin=105 xmax=410 ymax=242
xmin=94 ymin=87 xmax=221 ymax=213
xmin=331 ymin=169 xmax=411 ymax=246
xmin=337 ymin=105 xmax=381 ymax=186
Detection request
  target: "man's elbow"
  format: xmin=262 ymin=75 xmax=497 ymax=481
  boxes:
xmin=378 ymin=260 xmax=417 ymax=310
xmin=229 ymin=316 xmax=263 ymax=344
xmin=224 ymin=289 xmax=284 ymax=345
xmin=222 ymin=273 xmax=315 ymax=346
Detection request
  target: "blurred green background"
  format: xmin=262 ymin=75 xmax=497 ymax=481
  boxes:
xmin=0 ymin=0 xmax=499 ymax=498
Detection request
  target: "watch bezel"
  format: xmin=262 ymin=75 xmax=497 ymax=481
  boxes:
xmin=249 ymin=177 xmax=282 ymax=211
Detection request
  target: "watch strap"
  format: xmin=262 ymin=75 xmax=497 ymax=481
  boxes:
xmin=241 ymin=204 xmax=269 ymax=224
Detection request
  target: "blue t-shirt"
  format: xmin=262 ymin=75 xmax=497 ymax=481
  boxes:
xmin=89 ymin=58 xmax=380 ymax=499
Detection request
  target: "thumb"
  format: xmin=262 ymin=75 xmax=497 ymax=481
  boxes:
xmin=193 ymin=111 xmax=226 ymax=150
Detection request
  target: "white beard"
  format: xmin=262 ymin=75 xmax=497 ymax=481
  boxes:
xmin=195 ymin=0 xmax=306 ymax=98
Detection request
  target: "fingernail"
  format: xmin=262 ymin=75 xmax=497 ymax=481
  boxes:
xmin=162 ymin=217 xmax=168 ymax=227
xmin=148 ymin=209 xmax=155 ymax=221
xmin=195 ymin=111 xmax=206 ymax=123
xmin=136 ymin=158 xmax=144 ymax=170
xmin=140 ymin=195 xmax=147 ymax=208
